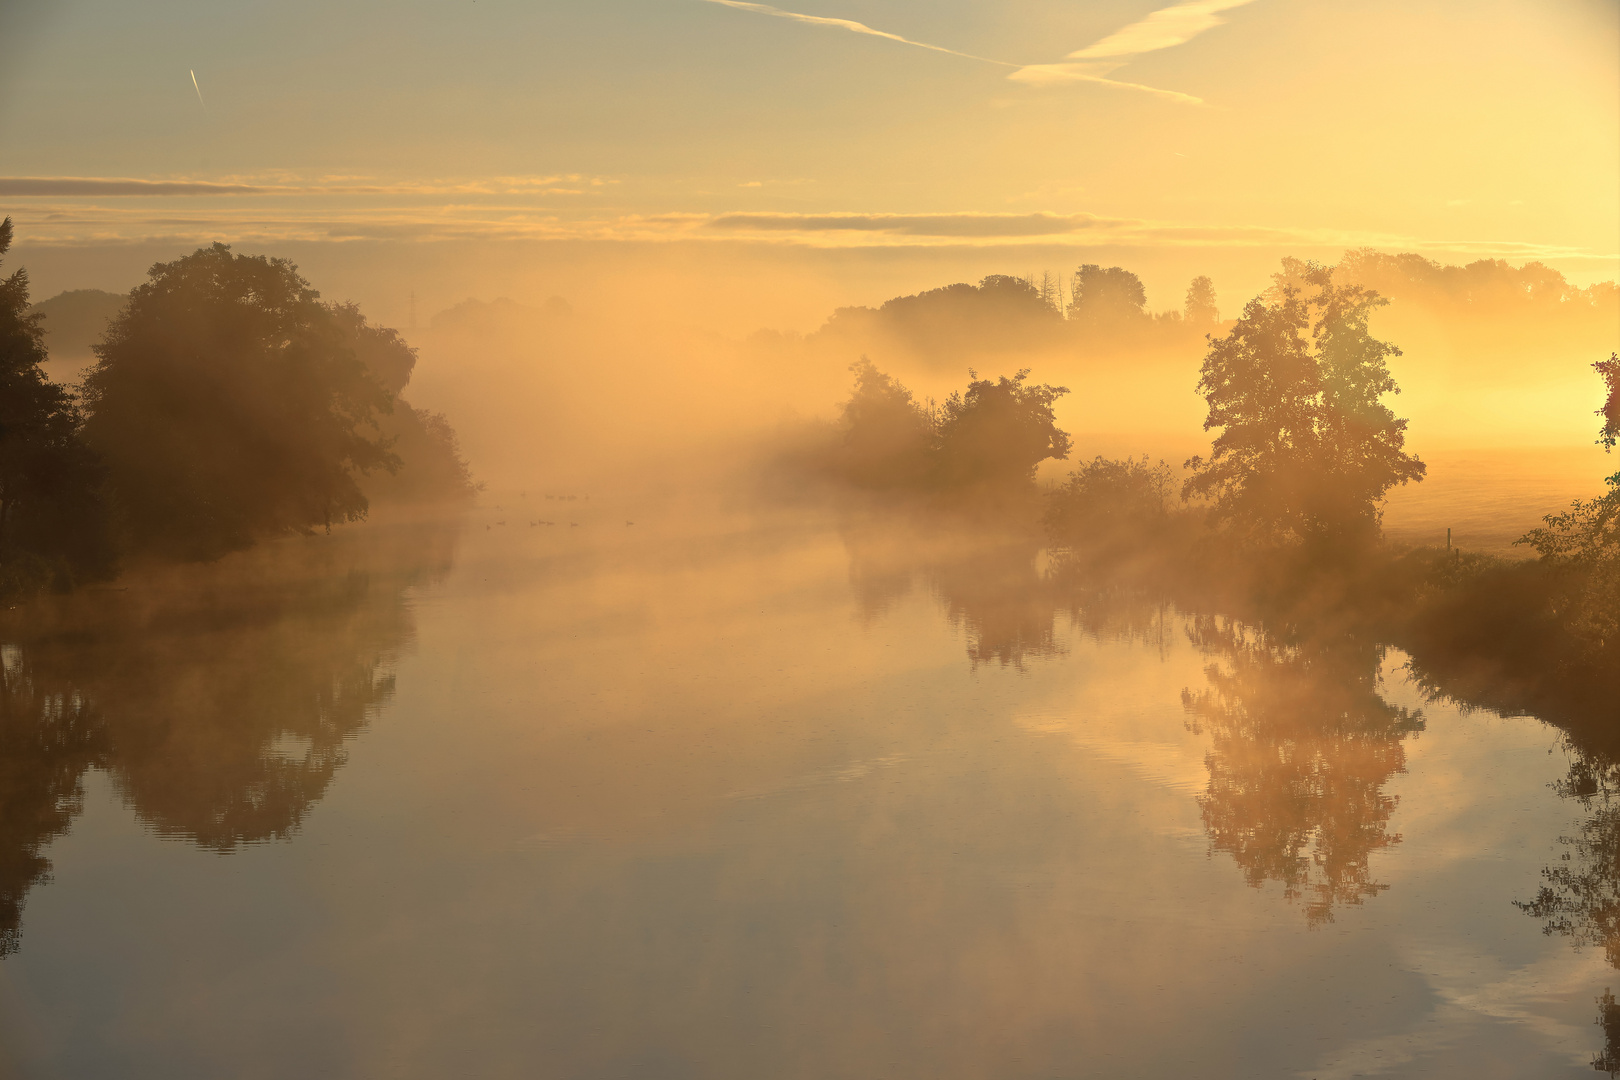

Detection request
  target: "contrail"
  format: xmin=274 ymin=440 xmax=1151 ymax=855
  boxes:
xmin=190 ymin=69 xmax=205 ymax=108
xmin=700 ymin=0 xmax=1017 ymax=68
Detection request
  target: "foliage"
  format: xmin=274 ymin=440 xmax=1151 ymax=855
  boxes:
xmin=1517 ymin=355 xmax=1620 ymax=656
xmin=812 ymin=275 xmax=1062 ymax=368
xmin=1183 ymin=262 xmax=1425 ymax=547
xmin=834 ymin=357 xmax=934 ymax=488
xmin=1335 ymin=249 xmax=1616 ymax=311
xmin=1068 ymin=264 xmax=1147 ymax=328
xmin=83 ymin=244 xmax=401 ymax=560
xmin=366 ymin=405 xmax=478 ymax=506
xmin=1182 ymin=617 xmax=1424 ymax=926
xmin=1183 ymin=275 xmax=1219 ymax=326
xmin=0 ymin=218 xmax=113 ymax=597
xmin=1600 ymin=352 xmax=1619 ymax=451
xmin=1045 ymin=455 xmax=1174 ymax=559
xmin=827 ymin=361 xmax=1069 ymax=494
xmin=932 ymin=368 xmax=1071 ymax=490
xmin=324 ymin=302 xmax=476 ymax=506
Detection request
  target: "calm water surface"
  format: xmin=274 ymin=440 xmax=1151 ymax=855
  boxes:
xmin=0 ymin=501 xmax=1614 ymax=1078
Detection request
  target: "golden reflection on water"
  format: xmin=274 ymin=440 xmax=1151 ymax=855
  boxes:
xmin=1182 ymin=617 xmax=1426 ymax=927
xmin=0 ymin=506 xmax=1614 ymax=1077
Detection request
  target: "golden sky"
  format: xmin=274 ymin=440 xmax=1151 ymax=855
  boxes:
xmin=2 ymin=0 xmax=1616 ymax=322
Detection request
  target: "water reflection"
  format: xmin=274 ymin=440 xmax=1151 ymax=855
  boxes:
xmin=1519 ymin=748 xmax=1620 ymax=968
xmin=0 ymin=520 xmax=456 ymax=953
xmin=842 ymin=520 xmax=1060 ymax=667
xmin=0 ymin=647 xmax=105 ymax=957
xmin=1181 ymin=616 xmax=1426 ymax=925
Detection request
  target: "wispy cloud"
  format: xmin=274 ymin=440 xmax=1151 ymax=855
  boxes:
xmin=0 ymin=177 xmax=268 ymax=197
xmin=708 ymin=211 xmax=1123 ymax=238
xmin=699 ymin=0 xmax=1015 ymax=67
xmin=1010 ymin=0 xmax=1260 ymax=100
xmin=6 ymin=203 xmax=1612 ymax=271
xmin=0 ymin=175 xmax=613 ymax=197
xmin=698 ymin=0 xmax=1254 ymax=105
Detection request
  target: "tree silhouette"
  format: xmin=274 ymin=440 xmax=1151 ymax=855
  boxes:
xmin=1068 ymin=264 xmax=1147 ymax=328
xmin=83 ymin=244 xmax=399 ymax=561
xmin=1182 ymin=617 xmax=1424 ymax=925
xmin=1518 ymin=355 xmax=1620 ymax=657
xmin=322 ymin=303 xmax=475 ymax=506
xmin=1183 ymin=276 xmax=1219 ymax=326
xmin=1183 ymin=262 xmax=1425 ymax=547
xmin=0 ymin=217 xmax=112 ymax=598
xmin=833 ymin=357 xmax=934 ymax=489
xmin=1600 ymin=352 xmax=1618 ymax=451
xmin=932 ymin=369 xmax=1070 ymax=491
xmin=1044 ymin=455 xmax=1174 ymax=564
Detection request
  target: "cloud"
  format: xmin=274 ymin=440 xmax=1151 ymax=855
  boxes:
xmin=1069 ymin=0 xmax=1258 ymax=61
xmin=1010 ymin=0 xmax=1260 ymax=101
xmin=1005 ymin=66 xmax=1206 ymax=104
xmin=697 ymin=0 xmax=1240 ymax=104
xmin=0 ymin=175 xmax=611 ymax=198
xmin=698 ymin=0 xmax=1014 ymax=66
xmin=4 ymin=202 xmax=1613 ymax=272
xmin=708 ymin=211 xmax=1122 ymax=238
xmin=0 ymin=177 xmax=269 ymax=196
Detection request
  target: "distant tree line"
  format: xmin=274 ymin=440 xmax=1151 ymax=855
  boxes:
xmin=826 ymin=358 xmax=1071 ymax=503
xmin=0 ymin=221 xmax=475 ymax=599
xmin=812 ymin=254 xmax=1617 ymax=706
xmin=811 ymin=264 xmax=1223 ymax=368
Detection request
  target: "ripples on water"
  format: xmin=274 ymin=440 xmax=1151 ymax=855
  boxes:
xmin=0 ymin=502 xmax=1615 ymax=1078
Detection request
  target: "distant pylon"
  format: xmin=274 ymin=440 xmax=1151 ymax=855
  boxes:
xmin=409 ymin=290 xmax=417 ymax=330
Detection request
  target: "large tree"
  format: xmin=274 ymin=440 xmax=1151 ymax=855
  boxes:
xmin=83 ymin=244 xmax=400 ymax=560
xmin=1183 ymin=263 xmax=1425 ymax=546
xmin=0 ymin=218 xmax=110 ymax=594
xmin=1068 ymin=264 xmax=1147 ymax=328
xmin=932 ymin=368 xmax=1071 ymax=490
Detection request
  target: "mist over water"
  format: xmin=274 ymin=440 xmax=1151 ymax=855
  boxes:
xmin=3 ymin=496 xmax=1616 ymax=1077
xmin=2 ymin=231 xmax=1618 ymax=1076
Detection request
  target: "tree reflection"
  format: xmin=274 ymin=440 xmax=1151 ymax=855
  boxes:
xmin=931 ymin=540 xmax=1060 ymax=669
xmin=0 ymin=521 xmax=455 ymax=952
xmin=1517 ymin=749 xmax=1620 ymax=969
xmin=0 ymin=646 xmax=106 ymax=955
xmin=840 ymin=519 xmax=1062 ymax=667
xmin=1182 ymin=616 xmax=1425 ymax=925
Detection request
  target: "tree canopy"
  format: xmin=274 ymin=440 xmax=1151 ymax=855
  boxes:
xmin=83 ymin=244 xmax=400 ymax=560
xmin=825 ymin=362 xmax=1069 ymax=494
xmin=1599 ymin=352 xmax=1618 ymax=451
xmin=0 ymin=217 xmax=111 ymax=594
xmin=1517 ymin=354 xmax=1620 ymax=656
xmin=1183 ymin=263 xmax=1425 ymax=546
xmin=1184 ymin=276 xmax=1219 ymax=326
xmin=1069 ymin=264 xmax=1147 ymax=328
xmin=933 ymin=369 xmax=1071 ymax=490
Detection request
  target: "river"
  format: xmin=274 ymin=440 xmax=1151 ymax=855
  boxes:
xmin=0 ymin=498 xmax=1613 ymax=1078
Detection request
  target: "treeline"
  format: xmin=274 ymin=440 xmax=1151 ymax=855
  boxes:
xmin=811 ymin=254 xmax=1617 ymax=372
xmin=813 ymin=266 xmax=1220 ymax=366
xmin=0 ymin=220 xmax=475 ymax=600
xmin=812 ymin=256 xmax=1620 ymax=710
